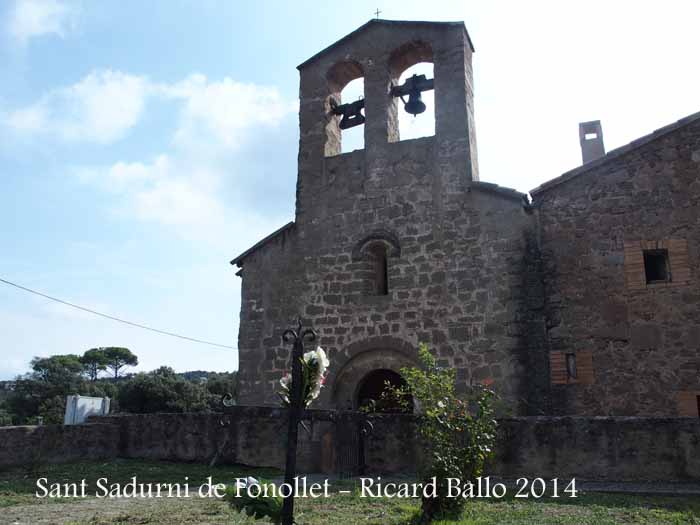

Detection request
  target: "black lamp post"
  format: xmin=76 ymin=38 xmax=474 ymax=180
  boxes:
xmin=281 ymin=320 xmax=316 ymax=525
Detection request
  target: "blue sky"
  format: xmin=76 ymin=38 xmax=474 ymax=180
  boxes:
xmin=1 ymin=0 xmax=699 ymax=379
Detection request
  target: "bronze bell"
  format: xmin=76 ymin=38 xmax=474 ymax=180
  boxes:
xmin=331 ymin=98 xmax=366 ymax=130
xmin=390 ymin=73 xmax=434 ymax=117
xmin=339 ymin=105 xmax=365 ymax=129
xmin=404 ymin=89 xmax=426 ymax=116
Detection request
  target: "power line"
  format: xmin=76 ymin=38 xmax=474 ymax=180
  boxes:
xmin=0 ymin=277 xmax=236 ymax=350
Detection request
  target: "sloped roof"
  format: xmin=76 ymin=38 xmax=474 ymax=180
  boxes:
xmin=530 ymin=110 xmax=700 ymax=196
xmin=230 ymin=221 xmax=295 ymax=267
xmin=471 ymin=181 xmax=530 ymax=205
xmin=297 ymin=19 xmax=474 ymax=70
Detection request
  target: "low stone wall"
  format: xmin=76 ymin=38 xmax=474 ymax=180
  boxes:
xmin=0 ymin=409 xmax=697 ymax=481
xmin=0 ymin=423 xmax=117 ymax=469
xmin=110 ymin=408 xmax=321 ymax=470
xmin=490 ymin=416 xmax=700 ymax=481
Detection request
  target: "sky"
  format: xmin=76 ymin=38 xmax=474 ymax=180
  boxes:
xmin=1 ymin=0 xmax=699 ymax=380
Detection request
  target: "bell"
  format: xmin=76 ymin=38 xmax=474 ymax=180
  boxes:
xmin=404 ymin=89 xmax=426 ymax=116
xmin=332 ymin=98 xmax=366 ymax=130
xmin=339 ymin=110 xmax=365 ymax=130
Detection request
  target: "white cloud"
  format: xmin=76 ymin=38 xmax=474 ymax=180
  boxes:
xmin=7 ymin=0 xmax=76 ymax=43
xmin=4 ymin=70 xmax=149 ymax=143
xmin=4 ymin=70 xmax=295 ymax=150
xmin=161 ymin=74 xmax=296 ymax=151
xmin=80 ymin=153 xmax=284 ymax=247
xmin=5 ymin=68 xmax=296 ymax=245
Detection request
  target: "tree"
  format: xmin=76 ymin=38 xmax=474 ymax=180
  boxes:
xmin=203 ymin=371 xmax=239 ymax=410
xmin=80 ymin=348 xmax=109 ymax=381
xmin=118 ymin=368 xmax=208 ymax=413
xmin=102 ymin=347 xmax=138 ymax=379
xmin=30 ymin=355 xmax=83 ymax=383
xmin=7 ymin=355 xmax=84 ymax=425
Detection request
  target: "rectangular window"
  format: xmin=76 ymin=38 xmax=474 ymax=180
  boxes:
xmin=565 ymin=353 xmax=577 ymax=380
xmin=643 ymin=249 xmax=671 ymax=284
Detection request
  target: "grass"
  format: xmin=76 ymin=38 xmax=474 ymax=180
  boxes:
xmin=0 ymin=460 xmax=698 ymax=524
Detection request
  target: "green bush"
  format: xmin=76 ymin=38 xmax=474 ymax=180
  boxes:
xmin=386 ymin=343 xmax=498 ymax=523
xmin=118 ymin=367 xmax=209 ymax=413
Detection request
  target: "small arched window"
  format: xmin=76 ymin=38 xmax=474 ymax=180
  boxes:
xmin=352 ymin=231 xmax=401 ymax=297
xmin=368 ymin=243 xmax=389 ymax=296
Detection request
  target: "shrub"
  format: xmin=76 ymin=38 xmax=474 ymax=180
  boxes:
xmin=386 ymin=343 xmax=498 ymax=522
xmin=118 ymin=367 xmax=209 ymax=413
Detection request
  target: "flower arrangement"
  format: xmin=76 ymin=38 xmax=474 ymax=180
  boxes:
xmin=278 ymin=346 xmax=329 ymax=407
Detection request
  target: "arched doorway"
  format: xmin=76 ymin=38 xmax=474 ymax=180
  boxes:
xmin=355 ymin=369 xmax=412 ymax=413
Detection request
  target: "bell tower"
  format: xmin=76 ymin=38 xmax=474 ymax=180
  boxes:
xmin=294 ymin=20 xmax=478 ymax=230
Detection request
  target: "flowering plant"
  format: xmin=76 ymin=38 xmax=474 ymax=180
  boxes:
xmin=384 ymin=343 xmax=498 ymax=522
xmin=278 ymin=346 xmax=329 ymax=407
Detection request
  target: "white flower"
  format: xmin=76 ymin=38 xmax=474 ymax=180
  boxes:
xmin=316 ymin=346 xmax=329 ymax=370
xmin=303 ymin=346 xmax=329 ymax=376
xmin=279 ymin=346 xmax=330 ymax=407
xmin=235 ymin=476 xmax=260 ymax=492
xmin=279 ymin=373 xmax=291 ymax=389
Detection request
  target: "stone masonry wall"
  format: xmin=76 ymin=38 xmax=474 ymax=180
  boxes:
xmin=236 ymin=148 xmax=539 ymax=413
xmin=533 ymin=118 xmax=700 ymax=415
xmin=0 ymin=423 xmax=117 ymax=469
xmin=237 ymin=21 xmax=529 ymax=411
xmin=1 ymin=410 xmax=697 ymax=482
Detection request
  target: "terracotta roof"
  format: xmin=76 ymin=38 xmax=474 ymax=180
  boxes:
xmin=297 ymin=19 xmax=474 ymax=70
xmin=230 ymin=221 xmax=295 ymax=267
xmin=530 ymin=110 xmax=700 ymax=197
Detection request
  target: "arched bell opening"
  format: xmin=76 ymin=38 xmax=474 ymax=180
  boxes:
xmin=355 ymin=369 xmax=412 ymax=413
xmin=388 ymin=40 xmax=434 ymax=143
xmin=395 ymin=62 xmax=435 ymax=141
xmin=325 ymin=60 xmax=365 ymax=157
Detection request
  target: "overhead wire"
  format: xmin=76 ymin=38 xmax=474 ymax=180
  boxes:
xmin=0 ymin=277 xmax=236 ymax=350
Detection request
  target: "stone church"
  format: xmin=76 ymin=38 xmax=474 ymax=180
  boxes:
xmin=231 ymin=19 xmax=700 ymax=417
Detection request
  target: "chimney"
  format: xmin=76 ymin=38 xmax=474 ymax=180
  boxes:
xmin=579 ymin=120 xmax=605 ymax=164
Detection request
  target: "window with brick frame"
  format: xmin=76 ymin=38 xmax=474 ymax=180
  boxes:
xmin=624 ymin=239 xmax=692 ymax=290
xmin=551 ymin=350 xmax=593 ymax=385
xmin=676 ymin=391 xmax=700 ymax=417
xmin=643 ymin=249 xmax=671 ymax=284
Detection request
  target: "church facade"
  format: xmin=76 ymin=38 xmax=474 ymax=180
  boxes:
xmin=231 ymin=20 xmax=700 ymax=416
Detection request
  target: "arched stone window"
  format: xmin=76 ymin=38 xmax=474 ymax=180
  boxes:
xmin=352 ymin=231 xmax=401 ymax=297
xmin=325 ymin=60 xmax=364 ymax=157
xmin=388 ymin=40 xmax=435 ymax=143
xmin=368 ymin=243 xmax=388 ymax=296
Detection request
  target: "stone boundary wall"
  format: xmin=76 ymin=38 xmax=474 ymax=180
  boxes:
xmin=0 ymin=408 xmax=697 ymax=481
xmin=491 ymin=417 xmax=700 ymax=481
xmin=0 ymin=423 xmax=117 ymax=469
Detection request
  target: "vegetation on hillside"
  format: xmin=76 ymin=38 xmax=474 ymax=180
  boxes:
xmin=0 ymin=350 xmax=238 ymax=425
